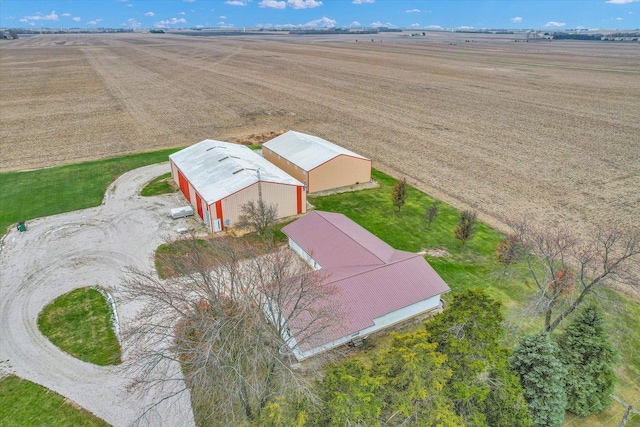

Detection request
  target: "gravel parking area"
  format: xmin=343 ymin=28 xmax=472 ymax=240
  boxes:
xmin=0 ymin=163 xmax=195 ymax=426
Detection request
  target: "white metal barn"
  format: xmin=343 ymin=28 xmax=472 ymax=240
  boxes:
xmin=263 ymin=131 xmax=372 ymax=193
xmin=169 ymin=140 xmax=306 ymax=232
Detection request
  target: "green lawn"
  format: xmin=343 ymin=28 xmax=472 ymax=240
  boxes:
xmin=0 ymin=148 xmax=179 ymax=233
xmin=141 ymin=172 xmax=178 ymax=197
xmin=309 ymin=169 xmax=640 ymax=427
xmin=0 ymin=376 xmax=110 ymax=427
xmin=38 ymin=287 xmax=121 ymax=366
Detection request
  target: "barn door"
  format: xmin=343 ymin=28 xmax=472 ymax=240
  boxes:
xmin=177 ymin=170 xmax=190 ymax=202
xmin=195 ymin=193 xmax=203 ymax=219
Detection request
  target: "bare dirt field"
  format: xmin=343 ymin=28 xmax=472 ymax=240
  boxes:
xmin=1 ymin=32 xmax=638 ymax=235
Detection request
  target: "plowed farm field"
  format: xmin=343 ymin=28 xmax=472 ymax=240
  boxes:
xmin=1 ymin=32 xmax=638 ymax=234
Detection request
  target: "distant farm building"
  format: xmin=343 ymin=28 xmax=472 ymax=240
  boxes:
xmin=169 ymin=140 xmax=306 ymax=232
xmin=280 ymin=211 xmax=450 ymax=360
xmin=263 ymin=131 xmax=371 ymax=193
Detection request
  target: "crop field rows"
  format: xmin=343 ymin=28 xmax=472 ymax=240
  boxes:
xmin=1 ymin=32 xmax=639 ymax=237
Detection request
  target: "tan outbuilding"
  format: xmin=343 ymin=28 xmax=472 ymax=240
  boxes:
xmin=263 ymin=131 xmax=371 ymax=193
xmin=169 ymin=140 xmax=306 ymax=233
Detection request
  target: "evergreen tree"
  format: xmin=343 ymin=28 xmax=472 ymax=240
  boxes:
xmin=485 ymin=349 xmax=532 ymax=427
xmin=372 ymin=329 xmax=463 ymax=426
xmin=427 ymin=290 xmax=530 ymax=426
xmin=510 ymin=332 xmax=567 ymax=427
xmin=557 ymin=305 xmax=617 ymax=416
xmin=315 ymin=359 xmax=383 ymax=426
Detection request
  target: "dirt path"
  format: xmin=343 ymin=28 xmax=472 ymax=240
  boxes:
xmin=0 ymin=163 xmax=195 ymax=426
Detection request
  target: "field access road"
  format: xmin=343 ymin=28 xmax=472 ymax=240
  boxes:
xmin=0 ymin=163 xmax=195 ymax=426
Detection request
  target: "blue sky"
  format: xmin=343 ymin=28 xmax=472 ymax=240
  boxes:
xmin=1 ymin=0 xmax=639 ymax=30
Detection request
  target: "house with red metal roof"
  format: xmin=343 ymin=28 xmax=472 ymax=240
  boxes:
xmin=280 ymin=210 xmax=450 ymax=361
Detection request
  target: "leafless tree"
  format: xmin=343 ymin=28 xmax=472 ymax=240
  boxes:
xmin=235 ymin=200 xmax=279 ymax=235
xmin=509 ymin=219 xmax=640 ymax=333
xmin=424 ymin=202 xmax=439 ymax=230
xmin=116 ymin=235 xmax=342 ymax=425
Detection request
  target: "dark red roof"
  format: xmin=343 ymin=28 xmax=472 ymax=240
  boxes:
xmin=281 ymin=211 xmax=450 ymax=353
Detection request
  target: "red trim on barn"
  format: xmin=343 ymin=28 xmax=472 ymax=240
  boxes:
xmin=296 ymin=186 xmax=303 ymax=214
xmin=177 ymin=169 xmax=191 ymax=202
xmin=215 ymin=201 xmax=224 ymax=230
xmin=195 ymin=193 xmax=203 ymax=219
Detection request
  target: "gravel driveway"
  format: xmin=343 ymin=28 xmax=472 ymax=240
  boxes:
xmin=0 ymin=163 xmax=195 ymax=426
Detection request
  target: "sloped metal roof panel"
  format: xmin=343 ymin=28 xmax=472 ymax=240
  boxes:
xmin=263 ymin=131 xmax=369 ymax=171
xmin=169 ymin=140 xmax=303 ymax=204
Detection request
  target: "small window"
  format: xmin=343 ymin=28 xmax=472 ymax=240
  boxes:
xmin=286 ymin=160 xmax=290 ymax=165
xmin=277 ymin=154 xmax=280 ymax=159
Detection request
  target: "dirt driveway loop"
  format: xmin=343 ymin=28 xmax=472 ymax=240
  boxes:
xmin=0 ymin=163 xmax=196 ymax=426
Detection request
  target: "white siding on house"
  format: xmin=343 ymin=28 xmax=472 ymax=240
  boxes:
xmin=292 ymin=295 xmax=443 ymax=360
xmin=288 ymin=238 xmax=322 ymax=271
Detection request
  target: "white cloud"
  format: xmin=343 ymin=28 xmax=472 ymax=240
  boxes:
xmin=23 ymin=11 xmax=59 ymax=21
xmin=370 ymin=21 xmax=395 ymax=28
xmin=353 ymin=0 xmax=374 ymax=3
xmin=427 ymin=25 xmax=443 ymax=30
xmin=406 ymin=9 xmax=420 ymax=13
xmin=125 ymin=18 xmax=141 ymax=28
xmin=305 ymin=16 xmax=336 ymax=27
xmin=184 ymin=0 xmax=196 ymax=2
xmin=178 ymin=11 xmax=186 ymax=15
xmin=87 ymin=19 xmax=103 ymax=25
xmin=155 ymin=17 xmax=187 ymax=27
xmin=457 ymin=25 xmax=474 ymax=30
xmin=576 ymin=25 xmax=586 ymax=29
xmin=288 ymin=0 xmax=322 ymax=9
xmin=411 ymin=23 xmax=420 ymax=27
xmin=72 ymin=17 xmax=81 ymax=22
xmin=195 ymin=25 xmax=204 ymax=28
xmin=617 ymin=16 xmax=624 ymax=19
xmin=605 ymin=0 xmax=638 ymax=3
xmin=351 ymin=20 xmax=361 ymax=26
xmin=260 ymin=0 xmax=286 ymax=8
xmin=511 ymin=16 xmax=522 ymax=23
xmin=225 ymin=0 xmax=249 ymax=5
xmin=219 ymin=15 xmax=228 ymax=19
xmin=544 ymin=21 xmax=566 ymax=27
xmin=127 ymin=4 xmax=133 ymax=7
xmin=19 ymin=18 xmax=28 ymax=22
xmin=145 ymin=11 xmax=155 ymax=17
xmin=61 ymin=13 xmax=71 ymax=17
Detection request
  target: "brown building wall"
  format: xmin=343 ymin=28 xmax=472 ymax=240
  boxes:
xmin=222 ymin=182 xmax=306 ymax=229
xmin=263 ymin=149 xmax=308 ymax=186
xmin=308 ymin=155 xmax=371 ymax=193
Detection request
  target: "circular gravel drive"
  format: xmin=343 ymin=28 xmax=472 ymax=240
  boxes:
xmin=0 ymin=163 xmax=195 ymax=426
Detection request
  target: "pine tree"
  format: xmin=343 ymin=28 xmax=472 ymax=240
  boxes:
xmin=510 ymin=332 xmax=567 ymax=427
xmin=427 ymin=290 xmax=531 ymax=426
xmin=557 ymin=305 xmax=617 ymax=416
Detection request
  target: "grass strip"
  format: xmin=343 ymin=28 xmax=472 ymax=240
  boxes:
xmin=0 ymin=148 xmax=180 ymax=233
xmin=38 ymin=287 xmax=121 ymax=366
xmin=140 ymin=172 xmax=178 ymax=197
xmin=308 ymin=170 xmax=640 ymax=427
xmin=0 ymin=375 xmax=110 ymax=427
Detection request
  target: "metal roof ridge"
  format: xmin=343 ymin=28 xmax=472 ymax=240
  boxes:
xmin=314 ymin=211 xmax=389 ymax=265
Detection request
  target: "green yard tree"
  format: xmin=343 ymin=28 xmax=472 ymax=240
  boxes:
xmin=510 ymin=332 xmax=567 ymax=427
xmin=485 ymin=349 xmax=532 ymax=427
xmin=454 ymin=210 xmax=478 ymax=247
xmin=315 ymin=359 xmax=383 ymax=426
xmin=557 ymin=305 xmax=617 ymax=416
xmin=391 ymin=178 xmax=408 ymax=212
xmin=427 ymin=290 xmax=530 ymax=426
xmin=372 ymin=329 xmax=463 ymax=426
